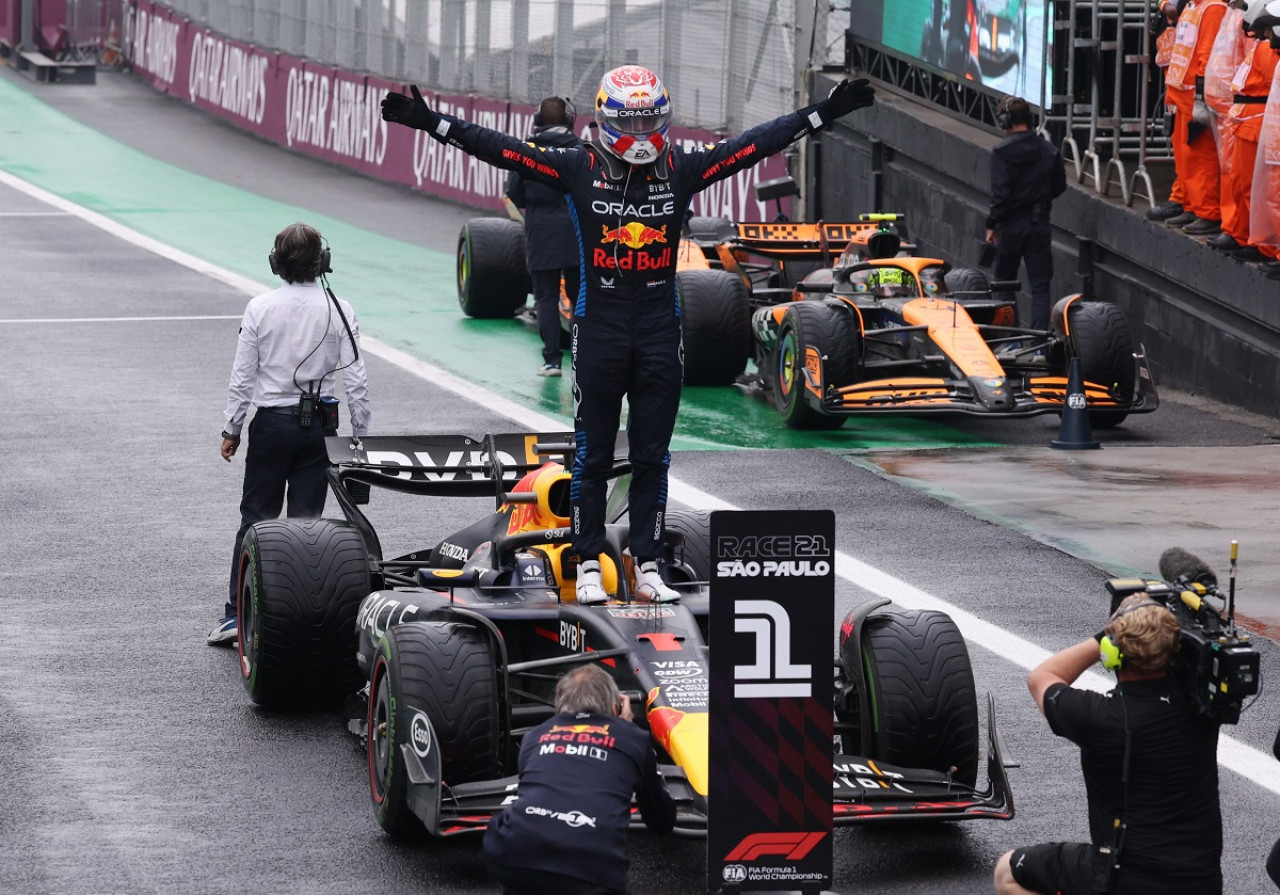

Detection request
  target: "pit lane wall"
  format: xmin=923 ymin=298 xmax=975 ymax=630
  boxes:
xmin=117 ymin=0 xmax=786 ymax=222
xmin=815 ymin=78 xmax=1280 ymax=419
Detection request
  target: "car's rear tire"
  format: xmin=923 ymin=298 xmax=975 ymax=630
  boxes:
xmin=944 ymin=266 xmax=990 ymax=297
xmin=367 ymin=621 xmax=503 ymax=838
xmin=772 ymin=301 xmax=859 ymax=430
xmin=1061 ymin=300 xmax=1136 ymax=429
xmin=237 ymin=519 xmax=370 ymax=708
xmin=663 ymin=509 xmax=711 ymax=583
xmin=856 ymin=609 xmax=980 ymax=787
xmin=457 ymin=218 xmax=530 ymax=318
xmin=679 ymin=269 xmax=752 ymax=385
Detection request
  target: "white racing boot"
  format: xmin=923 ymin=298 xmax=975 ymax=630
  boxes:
xmin=576 ymin=560 xmax=608 ymax=605
xmin=634 ymin=560 xmax=680 ymax=603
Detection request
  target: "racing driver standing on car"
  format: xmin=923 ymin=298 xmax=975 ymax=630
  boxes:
xmin=382 ymin=67 xmax=874 ymax=604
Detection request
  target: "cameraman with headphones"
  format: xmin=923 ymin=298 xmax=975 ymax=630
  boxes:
xmin=506 ymin=96 xmax=583 ymax=377
xmin=994 ymin=594 xmax=1223 ymax=895
xmin=483 ymin=663 xmax=675 ymax=895
xmin=210 ymin=222 xmax=370 ymax=645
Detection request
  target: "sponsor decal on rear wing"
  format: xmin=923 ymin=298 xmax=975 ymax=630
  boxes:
xmin=732 ymin=221 xmax=881 ymax=258
xmin=325 ymin=432 xmax=577 ymax=482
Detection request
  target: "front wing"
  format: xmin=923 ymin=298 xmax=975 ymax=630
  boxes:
xmin=821 ymin=353 xmax=1159 ymax=418
xmin=404 ymin=696 xmax=1014 ymax=838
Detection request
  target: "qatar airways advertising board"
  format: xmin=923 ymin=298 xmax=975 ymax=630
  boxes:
xmin=119 ymin=0 xmax=787 ymax=221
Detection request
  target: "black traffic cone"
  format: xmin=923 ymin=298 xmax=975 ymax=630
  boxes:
xmin=1051 ymin=356 xmax=1100 ymax=450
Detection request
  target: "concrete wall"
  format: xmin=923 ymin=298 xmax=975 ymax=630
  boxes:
xmin=813 ymin=86 xmax=1280 ymax=419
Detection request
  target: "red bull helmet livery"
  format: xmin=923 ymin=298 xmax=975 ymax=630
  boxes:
xmin=594 ymin=65 xmax=672 ymax=165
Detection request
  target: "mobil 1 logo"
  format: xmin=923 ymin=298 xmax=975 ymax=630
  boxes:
xmin=708 ymin=511 xmax=834 ymax=893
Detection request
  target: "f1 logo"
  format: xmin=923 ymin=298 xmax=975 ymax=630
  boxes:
xmin=725 ymin=831 xmax=827 ymax=861
xmin=734 ymin=599 xmax=811 ymax=698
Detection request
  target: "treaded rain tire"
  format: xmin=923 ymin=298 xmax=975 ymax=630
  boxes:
xmin=457 ymin=218 xmax=530 ymax=318
xmin=367 ymin=621 xmax=502 ymax=838
xmin=238 ymin=519 xmax=371 ymax=708
xmin=944 ymin=266 xmax=990 ymax=297
xmin=679 ymin=269 xmax=752 ymax=385
xmin=663 ymin=509 xmax=711 ymax=583
xmin=772 ymin=301 xmax=860 ymax=430
xmin=859 ymin=608 xmax=980 ymax=787
xmin=1064 ymin=301 xmax=1136 ymax=429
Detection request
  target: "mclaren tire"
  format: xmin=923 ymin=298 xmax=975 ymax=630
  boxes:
xmin=457 ymin=218 xmax=531 ymax=319
xmin=855 ymin=608 xmax=980 ymax=788
xmin=773 ymin=301 xmax=860 ymax=430
xmin=1062 ymin=300 xmax=1137 ymax=429
xmin=679 ymin=269 xmax=752 ymax=386
xmin=367 ymin=621 xmax=503 ymax=838
xmin=944 ymin=266 xmax=991 ymax=297
xmin=237 ymin=519 xmax=370 ymax=709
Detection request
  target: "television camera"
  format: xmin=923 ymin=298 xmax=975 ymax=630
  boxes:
xmin=1103 ymin=544 xmax=1260 ymax=724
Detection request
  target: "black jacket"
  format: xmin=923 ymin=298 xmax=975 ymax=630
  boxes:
xmin=986 ymin=130 xmax=1067 ymax=230
xmin=482 ymin=711 xmax=676 ymax=892
xmin=506 ymin=124 xmax=582 ymax=271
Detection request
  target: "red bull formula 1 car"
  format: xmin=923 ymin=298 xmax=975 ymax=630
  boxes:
xmin=233 ymin=431 xmax=1015 ymax=842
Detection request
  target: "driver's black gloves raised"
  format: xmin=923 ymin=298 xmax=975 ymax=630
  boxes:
xmin=801 ymin=78 xmax=875 ymax=133
xmin=381 ymin=84 xmax=441 ymax=133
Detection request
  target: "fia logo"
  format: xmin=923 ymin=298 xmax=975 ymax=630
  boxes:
xmin=733 ymin=599 xmax=811 ymax=698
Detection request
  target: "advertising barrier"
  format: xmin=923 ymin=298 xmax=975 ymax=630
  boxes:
xmin=121 ymin=0 xmax=787 ymax=220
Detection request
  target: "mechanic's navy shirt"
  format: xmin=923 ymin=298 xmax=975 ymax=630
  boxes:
xmin=428 ymin=109 xmax=816 ymax=317
xmin=1044 ymin=677 xmax=1223 ymax=893
xmin=506 ymin=124 xmax=582 ymax=272
xmin=483 ymin=710 xmax=675 ymax=891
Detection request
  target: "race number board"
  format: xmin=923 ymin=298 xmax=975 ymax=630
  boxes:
xmin=707 ymin=511 xmax=834 ymax=894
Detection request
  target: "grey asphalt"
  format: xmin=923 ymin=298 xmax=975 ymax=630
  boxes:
xmin=3 ymin=66 xmax=1280 ymax=895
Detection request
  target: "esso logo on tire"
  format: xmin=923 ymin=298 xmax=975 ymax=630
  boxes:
xmin=410 ymin=712 xmax=432 ymax=758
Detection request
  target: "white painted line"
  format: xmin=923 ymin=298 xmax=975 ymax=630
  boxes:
xmin=9 ymin=165 xmax=1279 ymax=795
xmin=0 ymin=211 xmax=73 ymax=216
xmin=0 ymin=315 xmax=242 ymax=324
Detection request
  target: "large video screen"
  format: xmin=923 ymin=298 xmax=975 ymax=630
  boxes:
xmin=849 ymin=0 xmax=1051 ymax=107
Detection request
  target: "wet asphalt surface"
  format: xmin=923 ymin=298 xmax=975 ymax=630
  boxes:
xmin=3 ymin=68 xmax=1280 ymax=894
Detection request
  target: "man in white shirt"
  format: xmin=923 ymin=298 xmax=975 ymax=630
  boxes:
xmin=210 ymin=222 xmax=371 ymax=645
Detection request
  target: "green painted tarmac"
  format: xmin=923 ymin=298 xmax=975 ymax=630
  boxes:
xmin=0 ymin=74 xmax=998 ymax=452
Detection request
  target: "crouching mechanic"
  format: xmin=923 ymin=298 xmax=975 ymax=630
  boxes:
xmin=994 ymin=595 xmax=1223 ymax=895
xmin=382 ymin=67 xmax=874 ymax=605
xmin=483 ymin=664 xmax=676 ymax=895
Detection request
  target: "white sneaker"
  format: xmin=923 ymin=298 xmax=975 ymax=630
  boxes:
xmin=634 ymin=561 xmax=680 ymax=603
xmin=576 ymin=560 xmax=607 ymax=604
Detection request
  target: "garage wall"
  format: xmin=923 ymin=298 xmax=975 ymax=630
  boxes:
xmin=812 ymin=84 xmax=1280 ymax=420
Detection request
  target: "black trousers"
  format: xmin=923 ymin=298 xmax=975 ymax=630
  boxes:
xmin=570 ymin=297 xmax=682 ymax=564
xmin=994 ymin=217 xmax=1054 ymax=331
xmin=532 ymin=266 xmax=580 ymax=365
xmin=226 ymin=409 xmax=335 ymax=614
xmin=487 ymin=861 xmax=623 ymax=895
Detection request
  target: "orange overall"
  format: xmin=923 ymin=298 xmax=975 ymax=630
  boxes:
xmin=1165 ymin=0 xmax=1228 ymax=220
xmin=1224 ymin=41 xmax=1278 ymax=256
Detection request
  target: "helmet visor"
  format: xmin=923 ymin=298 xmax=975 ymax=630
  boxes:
xmin=601 ymin=104 xmax=671 ymax=136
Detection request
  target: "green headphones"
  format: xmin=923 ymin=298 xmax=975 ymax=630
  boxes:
xmin=1099 ymin=599 xmax=1166 ymax=671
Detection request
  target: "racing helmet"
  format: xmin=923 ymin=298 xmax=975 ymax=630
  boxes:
xmin=595 ymin=65 xmax=672 ymax=165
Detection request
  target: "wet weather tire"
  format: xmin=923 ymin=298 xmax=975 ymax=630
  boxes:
xmin=772 ymin=301 xmax=860 ymax=430
xmin=859 ymin=609 xmax=980 ymax=787
xmin=367 ymin=622 xmax=502 ymax=838
xmin=237 ymin=519 xmax=371 ymax=708
xmin=663 ymin=509 xmax=711 ymax=583
xmin=944 ymin=266 xmax=990 ymax=297
xmin=457 ymin=218 xmax=530 ymax=318
xmin=1062 ymin=301 xmax=1136 ymax=429
xmin=679 ymin=269 xmax=752 ymax=385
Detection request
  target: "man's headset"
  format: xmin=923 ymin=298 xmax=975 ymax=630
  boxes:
xmin=533 ymin=96 xmax=577 ymax=129
xmin=995 ymin=96 xmax=1015 ymax=131
xmin=1099 ymin=599 xmax=1167 ymax=671
xmin=268 ymin=245 xmax=331 ymax=280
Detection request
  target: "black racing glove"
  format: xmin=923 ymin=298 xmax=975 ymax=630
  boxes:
xmin=381 ymin=84 xmax=440 ymax=132
xmin=821 ymin=78 xmax=876 ymax=120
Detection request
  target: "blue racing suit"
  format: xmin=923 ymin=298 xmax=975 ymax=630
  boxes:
xmin=422 ymin=108 xmax=825 ymax=564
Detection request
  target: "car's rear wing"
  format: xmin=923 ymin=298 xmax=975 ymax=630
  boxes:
xmin=324 ymin=432 xmax=584 ymax=498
